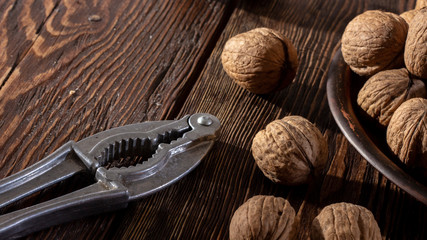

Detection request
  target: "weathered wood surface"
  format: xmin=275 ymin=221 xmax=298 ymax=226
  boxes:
xmin=0 ymin=0 xmax=426 ymax=239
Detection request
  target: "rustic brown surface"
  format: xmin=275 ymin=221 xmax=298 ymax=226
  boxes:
xmin=0 ymin=0 xmax=426 ymax=239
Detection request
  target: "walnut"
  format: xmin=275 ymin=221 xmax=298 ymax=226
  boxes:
xmin=357 ymin=68 xmax=426 ymax=127
xmin=221 ymin=28 xmax=298 ymax=94
xmin=404 ymin=8 xmax=427 ymax=79
xmin=341 ymin=10 xmax=408 ymax=76
xmin=400 ymin=9 xmax=419 ymax=24
xmin=311 ymin=202 xmax=382 ymax=240
xmin=251 ymin=116 xmax=328 ymax=185
xmin=416 ymin=0 xmax=427 ymax=9
xmin=229 ymin=195 xmax=295 ymax=240
xmin=386 ymin=98 xmax=427 ymax=175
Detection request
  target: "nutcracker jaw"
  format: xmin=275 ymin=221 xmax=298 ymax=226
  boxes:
xmin=0 ymin=113 xmax=220 ymax=239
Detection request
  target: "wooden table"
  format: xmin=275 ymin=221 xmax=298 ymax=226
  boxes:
xmin=0 ymin=0 xmax=426 ymax=239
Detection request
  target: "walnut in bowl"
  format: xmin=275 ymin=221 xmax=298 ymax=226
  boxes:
xmin=387 ymin=98 xmax=427 ymax=176
xmin=404 ymin=8 xmax=427 ymax=79
xmin=341 ymin=10 xmax=408 ymax=76
xmin=327 ymin=47 xmax=427 ymax=205
xmin=357 ymin=68 xmax=426 ymax=127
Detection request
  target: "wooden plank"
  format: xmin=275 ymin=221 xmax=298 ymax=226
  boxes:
xmin=145 ymin=0 xmax=425 ymax=239
xmin=1 ymin=0 xmax=426 ymax=239
xmin=0 ymin=0 xmax=60 ymax=87
xmin=0 ymin=0 xmax=234 ymax=238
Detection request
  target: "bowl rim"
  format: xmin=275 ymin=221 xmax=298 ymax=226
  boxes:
xmin=326 ymin=47 xmax=427 ymax=205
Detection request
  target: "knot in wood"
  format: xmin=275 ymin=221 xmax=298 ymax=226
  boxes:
xmin=88 ymin=14 xmax=102 ymax=22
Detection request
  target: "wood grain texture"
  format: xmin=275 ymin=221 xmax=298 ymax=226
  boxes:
xmin=0 ymin=0 xmax=233 ymax=238
xmin=172 ymin=0 xmax=426 ymax=239
xmin=0 ymin=0 xmax=426 ymax=239
xmin=0 ymin=0 xmax=60 ymax=87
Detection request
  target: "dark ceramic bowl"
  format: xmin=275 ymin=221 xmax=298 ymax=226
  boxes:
xmin=327 ymin=47 xmax=427 ymax=205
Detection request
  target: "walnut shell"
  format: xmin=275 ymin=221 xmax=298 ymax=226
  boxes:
xmin=400 ymin=9 xmax=420 ymax=24
xmin=416 ymin=0 xmax=427 ymax=9
xmin=386 ymin=98 xmax=427 ymax=175
xmin=251 ymin=116 xmax=328 ymax=185
xmin=229 ymin=195 xmax=295 ymax=240
xmin=311 ymin=202 xmax=382 ymax=240
xmin=404 ymin=8 xmax=427 ymax=79
xmin=357 ymin=68 xmax=427 ymax=127
xmin=341 ymin=10 xmax=408 ymax=76
xmin=221 ymin=28 xmax=298 ymax=94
